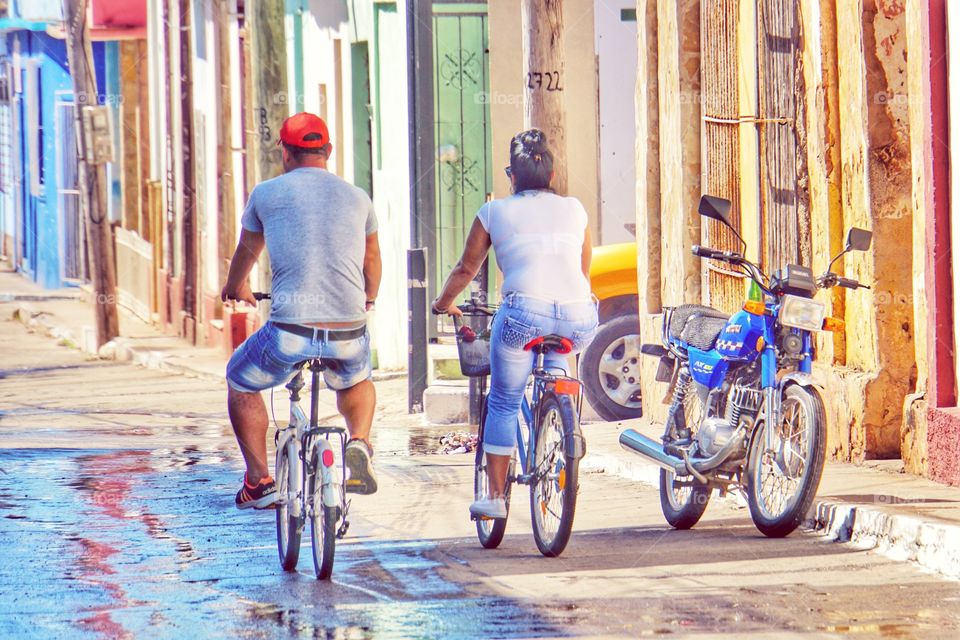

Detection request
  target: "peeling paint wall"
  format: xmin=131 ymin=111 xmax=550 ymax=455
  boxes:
xmin=634 ymin=0 xmax=925 ymax=471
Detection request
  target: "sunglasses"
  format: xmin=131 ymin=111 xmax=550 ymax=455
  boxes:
xmin=504 ymin=166 xmax=512 ymax=179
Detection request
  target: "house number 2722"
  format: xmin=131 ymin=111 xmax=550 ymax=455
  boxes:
xmin=527 ymin=71 xmax=563 ymax=91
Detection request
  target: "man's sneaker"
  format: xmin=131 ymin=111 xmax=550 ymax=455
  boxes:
xmin=235 ymin=474 xmax=278 ymax=510
xmin=470 ymin=497 xmax=507 ymax=519
xmin=344 ymin=439 xmax=378 ymax=495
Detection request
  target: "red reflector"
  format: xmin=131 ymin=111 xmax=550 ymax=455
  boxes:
xmin=554 ymin=379 xmax=580 ymax=395
xmin=321 ymin=449 xmax=335 ymax=467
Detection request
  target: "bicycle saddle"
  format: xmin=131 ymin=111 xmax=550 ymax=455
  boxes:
xmin=295 ymin=358 xmax=337 ymax=371
xmin=523 ymin=335 xmax=574 ymax=355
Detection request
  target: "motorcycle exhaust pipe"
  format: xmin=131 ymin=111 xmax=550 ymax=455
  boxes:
xmin=618 ymin=428 xmax=687 ymax=476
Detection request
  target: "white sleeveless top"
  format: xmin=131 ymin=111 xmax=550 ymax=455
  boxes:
xmin=477 ymin=190 xmax=592 ymax=302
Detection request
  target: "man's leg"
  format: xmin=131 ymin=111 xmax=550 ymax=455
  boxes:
xmin=336 ymin=378 xmax=376 ymax=442
xmin=339 ymin=378 xmax=378 ymax=494
xmin=228 ymin=386 xmax=271 ymax=483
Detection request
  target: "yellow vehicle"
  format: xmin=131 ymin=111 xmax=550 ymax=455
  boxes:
xmin=584 ymin=243 xmax=642 ymax=421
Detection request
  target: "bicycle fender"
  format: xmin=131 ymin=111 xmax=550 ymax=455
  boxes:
xmin=316 ymin=441 xmax=341 ymax=508
xmin=566 ymin=421 xmax=587 ymax=460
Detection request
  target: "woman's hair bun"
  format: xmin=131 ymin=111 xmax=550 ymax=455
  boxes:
xmin=509 ymin=128 xmax=554 ymax=192
xmin=518 ymin=129 xmax=548 ymax=156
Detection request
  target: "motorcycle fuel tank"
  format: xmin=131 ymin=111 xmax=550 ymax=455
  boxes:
xmin=715 ymin=309 xmax=766 ymax=361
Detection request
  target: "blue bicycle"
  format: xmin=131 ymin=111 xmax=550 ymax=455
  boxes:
xmin=452 ymin=301 xmax=586 ymax=557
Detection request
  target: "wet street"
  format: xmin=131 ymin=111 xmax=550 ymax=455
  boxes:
xmin=2 ymin=320 xmax=960 ymax=639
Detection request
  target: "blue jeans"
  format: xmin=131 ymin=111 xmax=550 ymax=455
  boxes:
xmin=226 ymin=322 xmax=372 ymax=393
xmin=483 ymin=293 xmax=599 ymax=455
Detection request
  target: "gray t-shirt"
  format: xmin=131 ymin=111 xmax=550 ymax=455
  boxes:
xmin=241 ymin=167 xmax=378 ymax=324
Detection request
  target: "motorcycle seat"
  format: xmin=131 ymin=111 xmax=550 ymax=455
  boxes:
xmin=669 ymin=304 xmax=730 ymax=351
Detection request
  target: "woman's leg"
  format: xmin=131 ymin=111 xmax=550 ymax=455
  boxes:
xmin=483 ymin=310 xmax=541 ymax=496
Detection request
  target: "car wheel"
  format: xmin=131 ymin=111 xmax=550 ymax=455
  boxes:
xmin=581 ymin=313 xmax=642 ymax=421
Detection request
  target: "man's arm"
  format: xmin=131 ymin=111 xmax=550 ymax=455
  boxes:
xmin=221 ymin=229 xmax=266 ymax=306
xmin=363 ymin=232 xmax=382 ymax=310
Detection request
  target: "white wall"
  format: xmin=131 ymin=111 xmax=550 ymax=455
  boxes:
xmin=289 ymin=0 xmax=411 ymax=370
xmin=192 ymin=0 xmax=221 ymax=296
xmin=596 ymin=0 xmax=639 ymax=245
xmin=367 ymin=1 xmax=411 ymax=371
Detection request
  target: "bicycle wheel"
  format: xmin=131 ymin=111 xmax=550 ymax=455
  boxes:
xmin=308 ymin=449 xmax=337 ymax=580
xmin=475 ymin=396 xmax=512 ymax=548
xmin=275 ymin=441 xmax=301 ymax=571
xmin=660 ymin=388 xmax=711 ymax=529
xmin=530 ymin=392 xmax=579 ymax=557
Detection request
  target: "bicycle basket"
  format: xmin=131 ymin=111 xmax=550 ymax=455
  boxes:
xmin=453 ymin=311 xmax=494 ymax=377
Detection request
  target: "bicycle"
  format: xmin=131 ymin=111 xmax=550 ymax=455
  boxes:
xmin=447 ymin=300 xmax=587 ymax=557
xmin=253 ymin=292 xmax=350 ymax=580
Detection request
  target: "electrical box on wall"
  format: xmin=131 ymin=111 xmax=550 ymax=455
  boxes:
xmin=82 ymin=105 xmax=114 ymax=164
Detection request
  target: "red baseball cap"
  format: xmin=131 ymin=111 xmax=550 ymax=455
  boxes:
xmin=278 ymin=112 xmax=330 ymax=148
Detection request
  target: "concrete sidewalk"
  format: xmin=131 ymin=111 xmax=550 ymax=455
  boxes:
xmin=581 ymin=418 xmax=960 ymax=580
xmin=0 ymin=267 xmax=403 ymax=385
xmin=3 ymin=266 xmax=959 ymax=580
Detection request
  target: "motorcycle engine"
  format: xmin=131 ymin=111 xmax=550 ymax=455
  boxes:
xmin=697 ymin=417 xmax=736 ymax=456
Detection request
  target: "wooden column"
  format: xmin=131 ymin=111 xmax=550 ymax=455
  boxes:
xmin=700 ymin=0 xmax=742 ymax=314
xmin=62 ymin=0 xmax=120 ymax=347
xmin=521 ymin=0 xmax=567 ymax=195
xmin=801 ymin=0 xmax=845 ymax=366
xmin=635 ymin=0 xmax=661 ymax=315
xmin=216 ymin=0 xmax=237 ymax=290
xmin=656 ymin=0 xmax=700 ymax=306
xmin=249 ymin=0 xmax=288 ymax=183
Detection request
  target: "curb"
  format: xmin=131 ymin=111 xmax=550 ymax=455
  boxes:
xmin=582 ymin=449 xmax=960 ymax=581
xmin=810 ymin=500 xmax=960 ymax=580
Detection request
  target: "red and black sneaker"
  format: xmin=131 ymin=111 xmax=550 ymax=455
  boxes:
xmin=235 ymin=474 xmax=278 ymax=510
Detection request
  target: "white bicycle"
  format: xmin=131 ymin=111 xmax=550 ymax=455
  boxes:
xmin=255 ymin=293 xmax=350 ymax=580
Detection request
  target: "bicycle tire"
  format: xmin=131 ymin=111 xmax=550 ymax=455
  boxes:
xmin=530 ymin=392 xmax=579 ymax=557
xmin=308 ymin=450 xmax=337 ymax=580
xmin=276 ymin=441 xmax=302 ymax=571
xmin=475 ymin=395 xmax=511 ymax=548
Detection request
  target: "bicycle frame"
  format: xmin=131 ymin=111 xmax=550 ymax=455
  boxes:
xmin=275 ymin=362 xmax=348 ymax=525
xmin=512 ymin=349 xmax=580 ymax=485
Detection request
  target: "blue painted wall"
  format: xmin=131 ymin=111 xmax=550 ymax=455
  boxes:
xmin=12 ymin=30 xmax=106 ymax=288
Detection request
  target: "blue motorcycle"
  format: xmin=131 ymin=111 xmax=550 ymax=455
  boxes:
xmin=621 ymin=195 xmax=872 ymax=537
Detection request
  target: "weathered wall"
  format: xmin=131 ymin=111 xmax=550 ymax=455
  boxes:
xmin=861 ymin=0 xmax=917 ymax=457
xmin=632 ymin=0 xmax=925 ymax=469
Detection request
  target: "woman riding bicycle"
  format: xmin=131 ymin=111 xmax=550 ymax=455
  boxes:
xmin=432 ymin=129 xmax=598 ymax=519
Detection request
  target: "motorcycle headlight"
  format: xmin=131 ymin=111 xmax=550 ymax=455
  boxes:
xmin=779 ymin=295 xmax=825 ymax=332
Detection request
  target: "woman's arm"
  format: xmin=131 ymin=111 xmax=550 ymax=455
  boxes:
xmin=432 ymin=218 xmax=492 ymax=315
xmin=581 ymin=226 xmax=593 ymax=281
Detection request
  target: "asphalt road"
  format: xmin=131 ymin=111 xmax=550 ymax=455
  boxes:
xmin=1 ymin=319 xmax=959 ymax=639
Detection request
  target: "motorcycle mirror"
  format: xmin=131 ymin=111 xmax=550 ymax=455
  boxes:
xmin=846 ymin=227 xmax=872 ymax=252
xmin=698 ymin=195 xmax=733 ymax=227
xmin=698 ymin=194 xmax=747 ymax=250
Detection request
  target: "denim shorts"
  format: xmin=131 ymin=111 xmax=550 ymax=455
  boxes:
xmin=226 ymin=321 xmax=372 ymax=393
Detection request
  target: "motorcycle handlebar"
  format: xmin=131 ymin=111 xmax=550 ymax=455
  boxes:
xmin=692 ymin=245 xmax=744 ymax=265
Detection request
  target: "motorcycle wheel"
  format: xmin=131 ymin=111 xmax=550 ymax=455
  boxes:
xmin=659 ymin=391 xmax=711 ymax=529
xmin=746 ymin=384 xmax=827 ymax=538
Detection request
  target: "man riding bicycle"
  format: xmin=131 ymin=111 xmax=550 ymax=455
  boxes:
xmin=222 ymin=112 xmax=382 ymax=509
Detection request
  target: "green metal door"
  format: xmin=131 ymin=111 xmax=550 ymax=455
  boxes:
xmin=432 ymin=3 xmax=493 ymax=298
